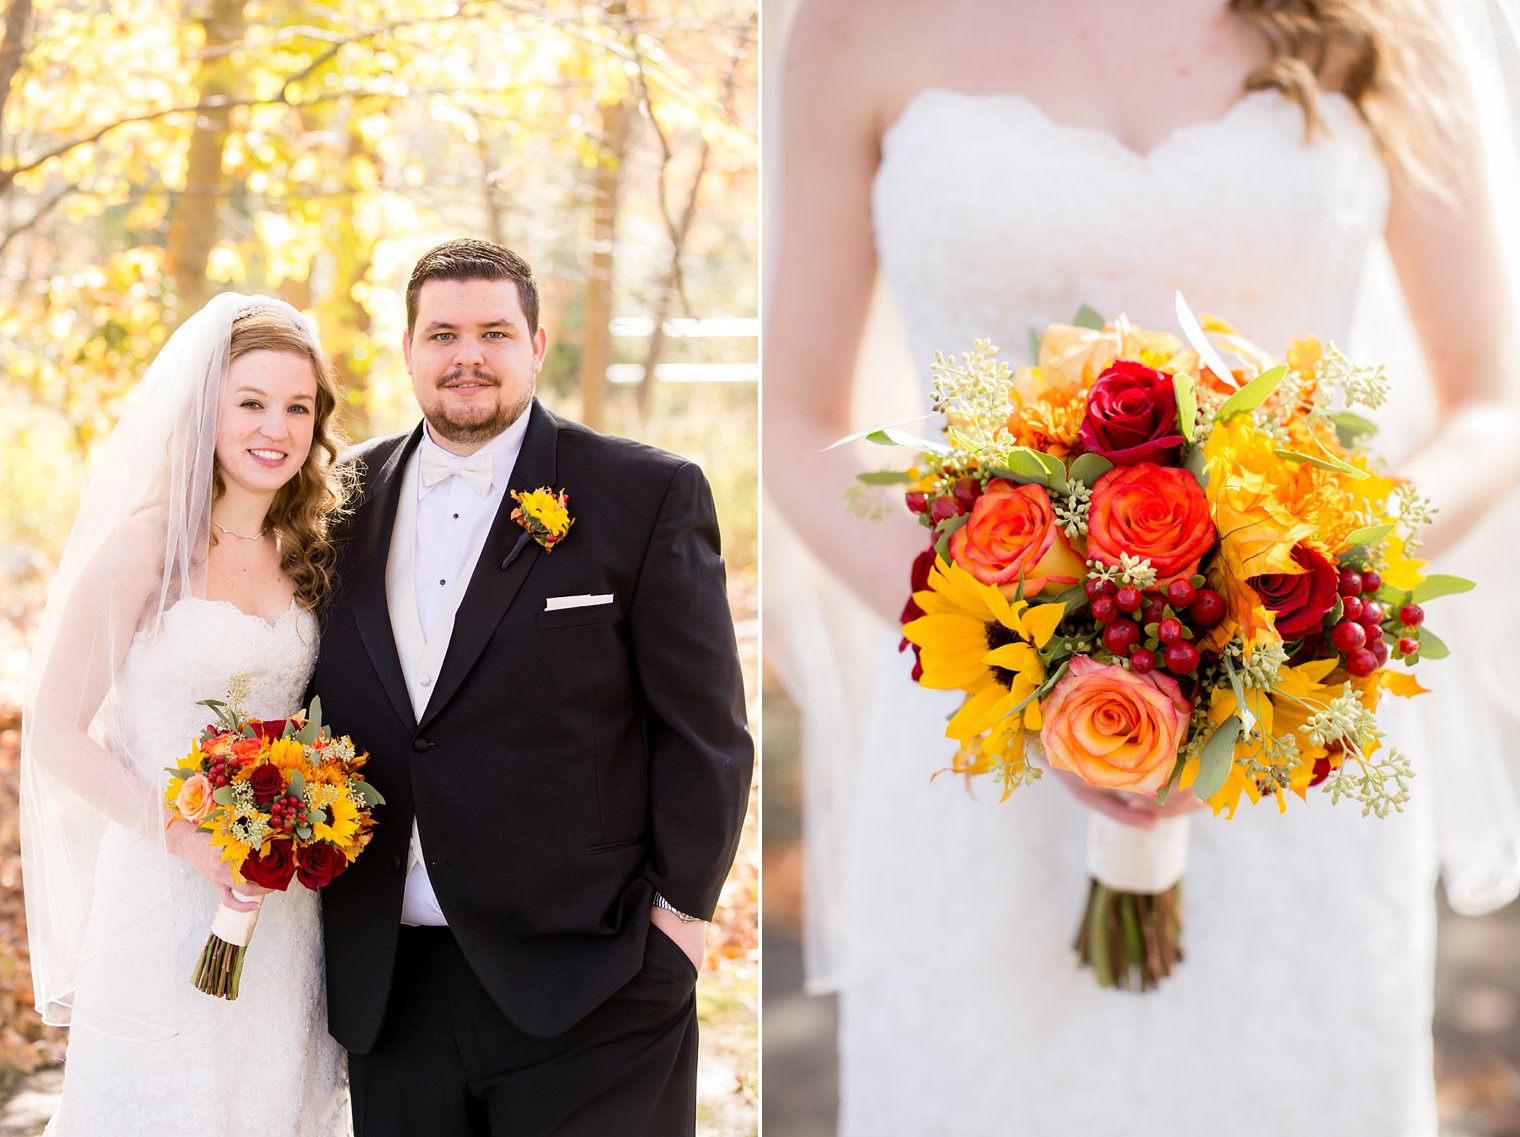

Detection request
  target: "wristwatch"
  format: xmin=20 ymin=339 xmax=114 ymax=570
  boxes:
xmin=653 ymin=893 xmax=702 ymax=923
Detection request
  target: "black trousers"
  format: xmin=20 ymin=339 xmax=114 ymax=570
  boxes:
xmin=349 ymin=925 xmax=700 ymax=1137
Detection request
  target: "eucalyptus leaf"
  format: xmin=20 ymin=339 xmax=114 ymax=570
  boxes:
xmin=1412 ymin=574 xmax=1476 ymax=603
xmin=1273 ymin=447 xmax=1371 ymax=480
xmin=1216 ymin=364 xmax=1288 ymax=421
xmin=1414 ymin=629 xmax=1449 ymax=660
xmin=1184 ymin=444 xmax=1209 ymax=488
xmin=294 ymin=720 xmax=319 ymax=746
xmin=212 ymin=786 xmax=236 ymax=806
xmin=1072 ymin=303 xmax=1105 ymax=331
xmin=1192 ymin=716 xmax=1243 ymax=800
xmin=287 ymin=770 xmax=306 ymax=799
xmin=855 ymin=469 xmax=912 ymax=486
xmin=1174 ymin=291 xmax=1241 ymax=391
xmin=1172 ymin=372 xmax=1198 ymax=443
xmin=825 ymin=414 xmax=942 ymax=452
xmin=296 ymin=825 xmax=312 ymax=841
xmin=1067 ymin=452 xmax=1114 ymax=489
xmin=1221 ymin=655 xmax=1257 ymax=735
xmin=934 ymin=514 xmax=970 ymax=562
xmin=1331 ymin=411 xmax=1378 ymax=448
xmin=864 ymin=427 xmax=952 ymax=456
xmin=1155 ymin=755 xmax=1187 ymax=806
xmin=352 ymin=780 xmax=386 ymax=807
xmin=998 ymin=449 xmax=1055 ymax=485
xmin=307 ymin=696 xmax=323 ymax=736
xmin=1344 ymin=523 xmax=1395 ymax=546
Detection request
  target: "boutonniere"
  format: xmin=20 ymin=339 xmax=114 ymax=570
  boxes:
xmin=510 ymin=487 xmax=574 ymax=552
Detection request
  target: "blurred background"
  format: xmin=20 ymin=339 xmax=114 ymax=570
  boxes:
xmin=0 ymin=1 xmax=756 ymax=1132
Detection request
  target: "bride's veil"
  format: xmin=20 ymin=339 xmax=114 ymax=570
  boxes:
xmin=19 ymin=292 xmax=311 ymax=1035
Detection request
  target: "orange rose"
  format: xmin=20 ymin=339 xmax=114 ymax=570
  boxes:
xmin=948 ymin=479 xmax=1085 ymax=594
xmin=1039 ymin=656 xmax=1191 ymax=795
xmin=174 ymin=773 xmax=216 ymax=823
xmin=1086 ymin=463 xmax=1215 ymax=583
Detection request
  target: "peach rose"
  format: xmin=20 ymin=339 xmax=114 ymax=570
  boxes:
xmin=1086 ymin=462 xmax=1215 ymax=583
xmin=948 ymin=479 xmax=1085 ymax=594
xmin=174 ymin=773 xmax=216 ymax=824
xmin=1039 ymin=656 xmax=1191 ymax=795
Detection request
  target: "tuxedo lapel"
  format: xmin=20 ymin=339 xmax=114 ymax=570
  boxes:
xmin=348 ymin=425 xmax=425 ymax=732
xmin=418 ymin=400 xmax=560 ymax=733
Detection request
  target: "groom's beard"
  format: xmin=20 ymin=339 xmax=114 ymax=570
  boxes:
xmin=423 ymin=368 xmax=534 ymax=446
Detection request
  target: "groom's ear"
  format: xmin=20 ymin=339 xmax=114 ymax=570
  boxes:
xmin=402 ymin=328 xmax=414 ymax=369
xmin=532 ymin=326 xmax=547 ymax=371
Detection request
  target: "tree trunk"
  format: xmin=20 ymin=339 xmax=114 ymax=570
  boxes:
xmin=165 ymin=0 xmax=244 ymax=312
xmin=578 ymin=3 xmax=631 ymax=431
xmin=0 ymin=0 xmax=34 ymax=151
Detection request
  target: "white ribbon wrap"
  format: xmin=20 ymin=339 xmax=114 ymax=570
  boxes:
xmin=209 ymin=894 xmax=263 ymax=948
xmin=1086 ymin=813 xmax=1190 ymax=894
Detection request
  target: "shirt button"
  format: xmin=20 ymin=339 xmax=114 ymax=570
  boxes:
xmin=420 ymin=675 xmax=433 ymax=688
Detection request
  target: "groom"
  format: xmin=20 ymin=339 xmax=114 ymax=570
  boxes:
xmin=310 ymin=238 xmax=752 ymax=1135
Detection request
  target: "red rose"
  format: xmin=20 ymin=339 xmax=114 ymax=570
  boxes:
xmin=1249 ymin=543 xmax=1339 ymax=638
xmin=946 ymin=479 xmax=1085 ymax=592
xmin=246 ymin=762 xmax=286 ymax=805
xmin=1079 ymin=361 xmax=1184 ymax=466
xmin=240 ymin=839 xmax=297 ymax=891
xmin=295 ymin=842 xmax=350 ymax=890
xmin=249 ymin=718 xmax=291 ymax=741
xmin=1086 ymin=463 xmax=1215 ymax=582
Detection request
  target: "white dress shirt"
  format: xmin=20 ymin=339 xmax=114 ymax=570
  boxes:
xmin=388 ymin=415 xmax=530 ymax=926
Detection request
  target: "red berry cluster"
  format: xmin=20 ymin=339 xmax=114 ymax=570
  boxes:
xmin=268 ymin=792 xmax=306 ymax=833
xmin=204 ymin=753 xmax=244 ymax=789
xmin=1084 ymin=576 xmax=1225 ymax=675
xmin=1327 ymin=569 xmax=1425 ymax=676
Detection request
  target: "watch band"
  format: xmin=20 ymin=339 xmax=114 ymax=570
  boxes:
xmin=653 ymin=893 xmax=701 ymax=923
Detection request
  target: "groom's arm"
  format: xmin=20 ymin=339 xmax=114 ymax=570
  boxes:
xmin=626 ymin=459 xmax=753 ymax=922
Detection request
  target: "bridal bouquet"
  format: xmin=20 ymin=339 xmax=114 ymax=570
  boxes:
xmin=164 ymin=683 xmax=383 ymax=999
xmin=854 ymin=297 xmax=1472 ymax=990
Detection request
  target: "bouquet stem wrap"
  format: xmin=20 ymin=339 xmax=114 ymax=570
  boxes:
xmin=1075 ymin=814 xmax=1187 ymax=991
xmin=192 ymin=894 xmax=262 ymax=1000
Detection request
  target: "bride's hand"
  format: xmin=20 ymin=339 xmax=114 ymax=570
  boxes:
xmin=165 ymin=823 xmax=269 ymax=911
xmin=1051 ymin=769 xmax=1209 ymax=828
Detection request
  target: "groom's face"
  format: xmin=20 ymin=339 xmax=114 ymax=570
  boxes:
xmin=404 ymin=277 xmax=548 ymax=453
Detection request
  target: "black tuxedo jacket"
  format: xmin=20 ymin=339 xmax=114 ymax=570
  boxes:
xmin=310 ymin=400 xmax=752 ymax=1050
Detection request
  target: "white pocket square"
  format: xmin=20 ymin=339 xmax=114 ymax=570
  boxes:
xmin=544 ymin=593 xmax=615 ymax=611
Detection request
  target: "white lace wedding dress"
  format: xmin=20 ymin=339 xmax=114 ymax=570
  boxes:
xmin=839 ymin=88 xmax=1439 ymax=1135
xmin=47 ymin=597 xmax=348 ymax=1137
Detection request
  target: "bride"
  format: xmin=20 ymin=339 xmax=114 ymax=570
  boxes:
xmin=765 ymin=1 xmax=1520 ymax=1134
xmin=20 ymin=294 xmax=352 ymax=1135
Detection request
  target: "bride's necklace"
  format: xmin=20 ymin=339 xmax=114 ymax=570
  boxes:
xmin=212 ymin=520 xmax=268 ymax=542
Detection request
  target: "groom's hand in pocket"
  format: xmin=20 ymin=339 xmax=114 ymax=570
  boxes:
xmin=649 ymin=904 xmax=707 ymax=972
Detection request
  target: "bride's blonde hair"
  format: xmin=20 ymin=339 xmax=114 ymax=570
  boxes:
xmin=214 ymin=310 xmax=350 ymax=612
xmin=1231 ymin=0 xmax=1460 ymax=192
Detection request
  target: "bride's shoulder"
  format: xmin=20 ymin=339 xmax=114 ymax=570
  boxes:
xmin=784 ymin=0 xmax=932 ymax=139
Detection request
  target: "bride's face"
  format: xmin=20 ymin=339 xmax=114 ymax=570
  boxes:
xmin=215 ymin=350 xmax=319 ymax=502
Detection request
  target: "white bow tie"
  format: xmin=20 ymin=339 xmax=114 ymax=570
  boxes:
xmin=420 ymin=446 xmax=494 ymax=496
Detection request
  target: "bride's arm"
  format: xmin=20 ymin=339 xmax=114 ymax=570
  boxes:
xmin=1383 ymin=112 xmax=1520 ymax=558
xmin=762 ymin=0 xmax=930 ymax=622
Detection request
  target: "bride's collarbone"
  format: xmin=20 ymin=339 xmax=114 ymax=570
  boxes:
xmin=204 ymin=540 xmax=297 ymax=624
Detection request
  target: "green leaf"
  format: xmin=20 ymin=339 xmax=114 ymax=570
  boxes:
xmin=933 ymin=514 xmax=969 ymax=562
xmin=1414 ymin=628 xmax=1449 ymax=660
xmin=825 ymin=414 xmax=941 ymax=452
xmin=307 ymin=697 xmax=323 ymax=736
xmin=1172 ymin=371 xmax=1198 ymax=443
xmin=1344 ymin=523 xmax=1395 ymax=546
xmin=995 ymin=449 xmax=1056 ymax=486
xmin=287 ymin=770 xmax=306 ymax=800
xmin=294 ymin=720 xmax=319 ymax=746
xmin=1067 ymin=452 xmax=1114 ymax=488
xmin=864 ymin=427 xmax=951 ymax=456
xmin=1155 ymin=755 xmax=1187 ymax=806
xmin=1412 ymin=575 xmax=1476 ymax=603
xmin=1221 ymin=655 xmax=1256 ymax=735
xmin=1331 ymin=411 xmax=1378 ymax=448
xmin=1072 ymin=303 xmax=1105 ymax=331
xmin=1273 ymin=447 xmax=1371 ymax=480
xmin=1192 ymin=715 xmax=1243 ymax=800
xmin=295 ymin=825 xmax=312 ymax=841
xmin=1216 ymin=364 xmax=1288 ymax=421
xmin=855 ymin=469 xmax=912 ymax=486
xmin=1183 ymin=444 xmax=1209 ymax=487
xmin=352 ymin=780 xmax=386 ymax=807
xmin=212 ymin=786 xmax=236 ymax=806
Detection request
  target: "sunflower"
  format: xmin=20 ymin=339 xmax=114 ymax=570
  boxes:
xmin=310 ymin=789 xmax=360 ymax=848
xmin=903 ymin=558 xmax=1066 ymax=745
